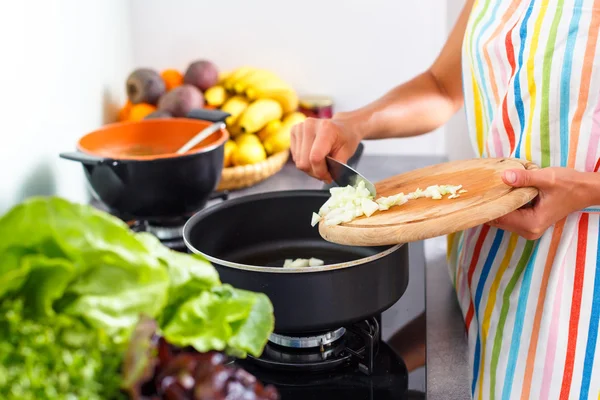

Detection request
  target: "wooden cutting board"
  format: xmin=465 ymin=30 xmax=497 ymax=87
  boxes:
xmin=318 ymin=158 xmax=539 ymax=246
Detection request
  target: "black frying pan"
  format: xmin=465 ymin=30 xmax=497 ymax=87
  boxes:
xmin=183 ymin=190 xmax=409 ymax=335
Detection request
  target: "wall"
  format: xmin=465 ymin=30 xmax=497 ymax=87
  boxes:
xmin=129 ymin=0 xmax=448 ymax=156
xmin=0 ymin=1 xmax=460 ymax=212
xmin=444 ymin=0 xmax=476 ymax=161
xmin=0 ymin=0 xmax=134 ymax=213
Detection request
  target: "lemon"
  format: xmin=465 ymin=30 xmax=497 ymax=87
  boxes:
xmin=223 ymin=140 xmax=237 ymax=167
xmin=257 ymin=119 xmax=282 ymax=142
xmin=263 ymin=129 xmax=291 ymax=155
xmin=205 ymin=85 xmax=228 ymax=107
xmin=235 ymin=133 xmax=261 ymax=146
xmin=233 ymin=142 xmax=267 ymax=166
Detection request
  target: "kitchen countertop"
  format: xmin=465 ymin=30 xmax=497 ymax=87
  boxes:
xmin=216 ymin=154 xmax=471 ymax=399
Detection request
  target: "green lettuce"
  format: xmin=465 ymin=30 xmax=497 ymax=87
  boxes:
xmin=161 ymin=284 xmax=274 ymax=358
xmin=0 ymin=196 xmax=274 ymax=357
xmin=0 ymin=298 xmax=126 ymax=400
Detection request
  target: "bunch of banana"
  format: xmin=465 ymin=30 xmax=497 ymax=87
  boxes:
xmin=209 ymin=66 xmax=300 ymax=114
xmin=209 ymin=66 xmax=306 ymax=170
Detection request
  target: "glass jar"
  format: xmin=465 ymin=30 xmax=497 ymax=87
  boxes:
xmin=299 ymin=96 xmax=333 ymax=119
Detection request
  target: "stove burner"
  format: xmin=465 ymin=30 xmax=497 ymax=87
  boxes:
xmin=247 ymin=318 xmax=380 ymax=375
xmin=269 ymin=327 xmax=346 ymax=349
xmin=132 ymin=221 xmax=185 ymax=241
xmin=108 ymin=190 xmax=231 ymax=252
xmin=236 ymin=340 xmax=409 ymax=400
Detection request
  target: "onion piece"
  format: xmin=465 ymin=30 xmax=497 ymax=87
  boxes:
xmin=311 ymin=212 xmax=322 ymax=227
xmin=282 ymin=258 xmax=324 ymax=268
xmin=309 ymin=257 xmax=324 ymax=267
xmin=361 ymin=198 xmax=379 ymax=217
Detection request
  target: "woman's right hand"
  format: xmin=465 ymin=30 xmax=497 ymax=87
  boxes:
xmin=290 ymin=115 xmax=362 ymax=183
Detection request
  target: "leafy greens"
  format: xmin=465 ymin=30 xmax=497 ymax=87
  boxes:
xmin=0 ymin=196 xmax=274 ymax=395
xmin=0 ymin=298 xmax=126 ymax=400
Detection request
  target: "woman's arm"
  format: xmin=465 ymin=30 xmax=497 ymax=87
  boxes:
xmin=290 ymin=0 xmax=475 ymax=181
xmin=337 ymin=0 xmax=474 ymax=140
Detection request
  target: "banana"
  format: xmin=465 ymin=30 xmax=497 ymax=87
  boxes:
xmin=224 ymin=66 xmax=256 ymax=91
xmin=237 ymin=99 xmax=283 ymax=134
xmin=221 ymin=95 xmax=250 ymax=127
xmin=204 ymin=85 xmax=229 ymax=107
xmin=233 ymin=69 xmax=280 ymax=94
xmin=254 ymin=88 xmax=299 ymax=114
xmin=245 ymin=78 xmax=290 ymax=100
xmin=222 ymin=67 xmax=248 ymax=89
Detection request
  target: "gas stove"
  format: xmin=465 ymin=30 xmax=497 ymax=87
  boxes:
xmin=89 ymin=146 xmax=428 ymax=399
xmin=235 ymin=317 xmax=411 ymax=400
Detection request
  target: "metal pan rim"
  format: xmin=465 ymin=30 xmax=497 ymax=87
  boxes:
xmin=183 ymin=234 xmax=403 ymax=273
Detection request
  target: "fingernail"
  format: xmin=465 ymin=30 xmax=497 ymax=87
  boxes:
xmin=504 ymin=171 xmax=516 ymax=184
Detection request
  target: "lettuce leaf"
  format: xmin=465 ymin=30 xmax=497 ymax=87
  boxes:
xmin=0 ymin=196 xmax=274 ymax=357
xmin=161 ymin=284 xmax=274 ymax=357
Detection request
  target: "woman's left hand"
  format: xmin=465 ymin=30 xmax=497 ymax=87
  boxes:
xmin=487 ymin=167 xmax=596 ymax=240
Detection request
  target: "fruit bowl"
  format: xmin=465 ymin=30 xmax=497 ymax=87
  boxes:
xmin=216 ymin=150 xmax=289 ymax=191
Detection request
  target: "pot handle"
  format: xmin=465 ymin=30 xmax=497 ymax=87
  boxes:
xmin=59 ymin=151 xmax=112 ymax=166
xmin=186 ymin=108 xmax=231 ymax=123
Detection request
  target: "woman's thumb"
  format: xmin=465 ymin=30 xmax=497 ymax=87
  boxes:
xmin=502 ymin=169 xmax=536 ymax=187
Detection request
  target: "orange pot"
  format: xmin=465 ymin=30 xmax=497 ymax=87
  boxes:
xmin=60 ymin=115 xmax=230 ymax=220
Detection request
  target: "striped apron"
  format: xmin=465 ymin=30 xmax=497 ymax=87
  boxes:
xmin=448 ymin=1 xmax=600 ymax=399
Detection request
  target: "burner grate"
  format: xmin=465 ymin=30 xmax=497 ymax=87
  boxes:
xmin=346 ymin=318 xmax=379 ymax=375
xmin=269 ymin=327 xmax=346 ymax=349
xmin=245 ymin=317 xmax=380 ymax=376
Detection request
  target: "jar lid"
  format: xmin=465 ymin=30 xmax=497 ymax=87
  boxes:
xmin=299 ymin=95 xmax=333 ymax=108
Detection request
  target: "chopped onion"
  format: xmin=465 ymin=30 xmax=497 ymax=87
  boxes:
xmin=309 ymin=257 xmax=325 ymax=267
xmin=282 ymin=257 xmax=324 ymax=268
xmin=376 ymin=193 xmax=407 ymax=210
xmin=312 ymin=181 xmax=466 ymax=227
xmin=361 ymin=198 xmax=380 ymax=217
xmin=311 ymin=212 xmax=322 ymax=227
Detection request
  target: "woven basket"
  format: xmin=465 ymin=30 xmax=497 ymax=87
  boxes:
xmin=216 ymin=150 xmax=290 ymax=191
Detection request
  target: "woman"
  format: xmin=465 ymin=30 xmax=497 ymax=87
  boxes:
xmin=290 ymin=1 xmax=600 ymax=399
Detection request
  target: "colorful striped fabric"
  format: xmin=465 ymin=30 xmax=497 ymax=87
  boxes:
xmin=453 ymin=0 xmax=600 ymax=399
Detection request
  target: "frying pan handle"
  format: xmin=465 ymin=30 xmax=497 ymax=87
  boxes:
xmin=59 ymin=151 xmax=113 ymax=166
xmin=186 ymin=108 xmax=231 ymax=123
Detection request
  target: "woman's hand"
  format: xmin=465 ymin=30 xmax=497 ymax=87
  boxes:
xmin=290 ymin=114 xmax=362 ymax=183
xmin=487 ymin=167 xmax=598 ymax=239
